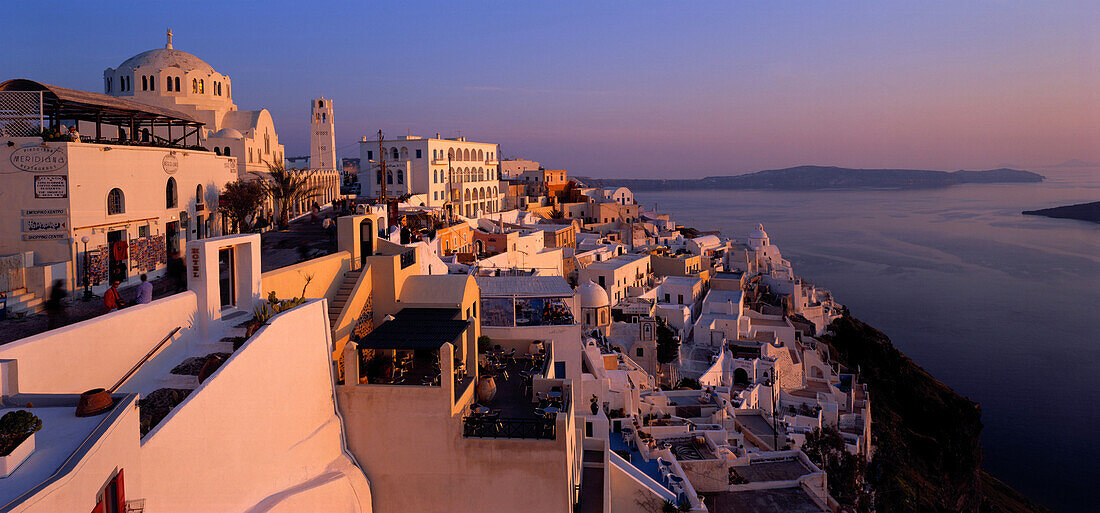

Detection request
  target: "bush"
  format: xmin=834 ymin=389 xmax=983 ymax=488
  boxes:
xmin=0 ymin=410 xmax=42 ymax=456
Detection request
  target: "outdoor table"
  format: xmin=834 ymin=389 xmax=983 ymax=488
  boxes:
xmin=547 ymin=390 xmax=563 ymax=399
xmin=473 ymin=406 xmax=491 ymax=415
xmin=542 ymin=406 xmax=559 ymax=417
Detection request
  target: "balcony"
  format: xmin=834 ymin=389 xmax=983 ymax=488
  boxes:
xmin=462 ymin=342 xmax=569 ymax=440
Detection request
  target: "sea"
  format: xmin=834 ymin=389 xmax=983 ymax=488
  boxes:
xmin=635 ymin=167 xmax=1099 ymax=512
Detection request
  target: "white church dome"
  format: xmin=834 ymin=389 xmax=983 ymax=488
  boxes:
xmin=212 ymin=128 xmax=244 ymax=139
xmin=748 ymin=223 xmax=769 ymax=241
xmin=117 ymin=47 xmax=217 ymax=75
xmin=578 ymin=280 xmax=610 ymax=309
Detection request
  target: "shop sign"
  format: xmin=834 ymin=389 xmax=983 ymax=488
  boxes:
xmin=163 ymin=154 xmax=179 ymax=175
xmin=22 ymin=208 xmax=67 ymax=216
xmin=34 ymin=175 xmax=68 ymax=198
xmin=22 ymin=233 xmax=67 ymax=241
xmin=10 ymin=146 xmax=66 ymax=172
xmin=22 ymin=218 xmax=68 ymax=233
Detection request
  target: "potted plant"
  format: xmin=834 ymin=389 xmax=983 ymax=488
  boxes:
xmin=1 ymin=410 xmax=42 ymax=477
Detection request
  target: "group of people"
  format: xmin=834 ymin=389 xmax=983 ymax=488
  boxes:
xmin=41 ymin=273 xmax=153 ymax=330
xmin=102 ymin=273 xmax=154 ymax=312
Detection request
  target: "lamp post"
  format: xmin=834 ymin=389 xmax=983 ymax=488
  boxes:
xmin=81 ymin=235 xmax=93 ymax=301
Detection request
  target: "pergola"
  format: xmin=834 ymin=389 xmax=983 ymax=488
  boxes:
xmin=0 ymin=78 xmax=206 ymax=148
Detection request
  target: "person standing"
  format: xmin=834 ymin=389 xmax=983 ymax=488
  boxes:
xmin=104 ymin=281 xmax=124 ymax=312
xmin=45 ymin=279 xmax=68 ymax=329
xmin=135 ymin=274 xmax=153 ymax=305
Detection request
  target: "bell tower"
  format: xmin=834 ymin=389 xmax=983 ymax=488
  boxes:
xmin=310 ymin=97 xmax=336 ymax=170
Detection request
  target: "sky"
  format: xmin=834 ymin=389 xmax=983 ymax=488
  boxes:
xmin=3 ymin=1 xmax=1098 ymax=178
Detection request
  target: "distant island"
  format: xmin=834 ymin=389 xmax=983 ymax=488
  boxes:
xmin=580 ymin=165 xmax=1045 ymax=191
xmin=1022 ymin=201 xmax=1100 ymax=224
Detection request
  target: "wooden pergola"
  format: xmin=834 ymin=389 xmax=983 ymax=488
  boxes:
xmin=0 ymin=78 xmax=206 ymax=148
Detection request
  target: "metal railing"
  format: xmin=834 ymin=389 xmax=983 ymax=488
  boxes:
xmin=399 ymin=248 xmax=416 ymax=269
xmin=462 ymin=416 xmax=555 ymax=440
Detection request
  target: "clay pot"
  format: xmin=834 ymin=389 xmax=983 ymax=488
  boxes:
xmin=476 ymin=375 xmax=497 ymax=403
xmin=76 ymin=388 xmax=113 ymax=417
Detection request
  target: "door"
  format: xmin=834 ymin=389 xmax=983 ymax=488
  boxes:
xmin=359 ymin=219 xmax=373 ymax=265
xmin=218 ymin=247 xmax=235 ymax=308
xmin=107 ymin=230 xmax=127 ymax=284
xmin=165 ymin=221 xmax=180 ymax=257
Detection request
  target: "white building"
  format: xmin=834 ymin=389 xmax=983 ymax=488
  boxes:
xmin=0 ymin=79 xmax=237 ymax=298
xmin=358 ymin=135 xmax=503 ymax=217
xmin=102 ymin=30 xmax=286 ymax=179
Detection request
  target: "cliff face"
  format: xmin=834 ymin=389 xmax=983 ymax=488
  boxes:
xmin=820 ymin=314 xmax=1049 ymax=513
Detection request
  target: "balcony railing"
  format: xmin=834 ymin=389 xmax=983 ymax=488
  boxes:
xmin=463 ymin=416 xmax=556 ymax=440
xmin=399 ymin=248 xmax=416 ymax=269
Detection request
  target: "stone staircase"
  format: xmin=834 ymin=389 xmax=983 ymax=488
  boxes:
xmin=2 ymin=288 xmax=44 ymax=317
xmin=328 ymin=269 xmax=362 ymax=328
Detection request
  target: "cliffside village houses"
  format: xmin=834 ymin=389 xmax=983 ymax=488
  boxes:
xmin=0 ymin=36 xmax=866 ymax=513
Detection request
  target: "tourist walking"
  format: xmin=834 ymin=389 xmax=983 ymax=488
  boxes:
xmin=104 ymin=281 xmax=124 ymax=312
xmin=45 ymin=279 xmax=68 ymax=329
xmin=135 ymin=273 xmax=153 ymax=305
xmin=167 ymin=253 xmax=186 ymax=292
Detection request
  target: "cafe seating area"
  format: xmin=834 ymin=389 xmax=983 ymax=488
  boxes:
xmin=463 ymin=341 xmax=568 ymax=440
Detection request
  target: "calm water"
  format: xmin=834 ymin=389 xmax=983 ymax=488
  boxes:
xmin=636 ymin=168 xmax=1100 ymax=512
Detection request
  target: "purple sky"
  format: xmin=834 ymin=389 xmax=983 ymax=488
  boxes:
xmin=4 ymin=1 xmax=1098 ymax=178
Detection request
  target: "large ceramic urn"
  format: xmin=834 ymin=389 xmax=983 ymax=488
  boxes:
xmin=476 ymin=375 xmax=497 ymax=402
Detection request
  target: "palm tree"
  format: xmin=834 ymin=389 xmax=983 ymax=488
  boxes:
xmin=254 ymin=160 xmax=322 ymax=230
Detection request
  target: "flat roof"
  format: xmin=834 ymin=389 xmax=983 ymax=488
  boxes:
xmin=356 ymin=308 xmax=468 ymax=350
xmin=475 ymin=276 xmax=574 ymax=298
xmin=585 ymin=253 xmax=648 ymax=270
xmin=704 ymin=289 xmax=744 ymax=304
xmin=1 ymin=396 xmax=135 ymax=508
xmin=702 ymin=488 xmax=827 ymax=513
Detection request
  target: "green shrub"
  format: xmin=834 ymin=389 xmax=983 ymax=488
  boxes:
xmin=0 ymin=410 xmax=43 ymax=456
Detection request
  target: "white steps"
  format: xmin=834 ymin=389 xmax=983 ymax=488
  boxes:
xmin=328 ymin=269 xmax=362 ymax=327
xmin=2 ymin=288 xmax=44 ymax=316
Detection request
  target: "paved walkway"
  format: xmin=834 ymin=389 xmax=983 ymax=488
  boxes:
xmin=259 ymin=209 xmax=338 ymax=272
xmin=0 ymin=275 xmax=183 ymax=346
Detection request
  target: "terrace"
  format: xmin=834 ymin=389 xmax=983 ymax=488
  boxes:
xmin=462 ymin=341 xmax=570 ymax=440
xmin=0 ymin=79 xmax=207 ymax=150
xmin=475 ymin=275 xmax=576 ymax=327
xmin=355 ymin=308 xmax=471 ymax=391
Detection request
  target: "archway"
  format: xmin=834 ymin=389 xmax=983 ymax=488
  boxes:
xmin=734 ymin=368 xmax=748 ymax=385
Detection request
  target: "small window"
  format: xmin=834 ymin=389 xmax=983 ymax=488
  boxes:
xmin=367 ymin=150 xmax=373 ymax=161
xmin=416 ymin=149 xmax=422 ymax=159
xmin=196 ymin=184 xmax=205 ymax=208
xmin=149 ymin=75 xmax=155 ymax=91
xmin=139 ymin=225 xmax=149 ymax=238
xmin=391 ymin=148 xmax=399 ymax=160
xmin=224 ymin=147 xmax=231 ymax=157
xmin=141 ymin=76 xmax=147 ymax=91
xmin=192 ymin=78 xmax=198 ymax=93
xmin=397 ymin=170 xmax=404 ymax=184
xmin=174 ymin=77 xmax=180 ymax=91
xmin=636 ymin=347 xmax=644 ymax=358
xmin=166 ymin=76 xmax=172 ymax=91
xmin=107 ymin=188 xmax=125 ymax=215
xmin=166 ymin=177 xmax=178 ymax=208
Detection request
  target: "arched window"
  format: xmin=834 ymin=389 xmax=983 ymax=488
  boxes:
xmin=318 ymin=100 xmax=324 ymax=108
xmin=464 ymin=149 xmax=470 ymax=160
xmin=478 ymin=149 xmax=483 ymax=160
xmin=166 ymin=177 xmax=178 ymax=208
xmin=107 ymin=188 xmax=125 ymax=215
xmin=141 ymin=76 xmax=148 ymax=91
xmin=174 ymin=77 xmax=180 ymax=91
xmin=223 ymin=147 xmax=231 ymax=157
xmin=448 ymin=149 xmax=454 ymax=159
xmin=214 ymin=147 xmax=222 ymax=156
xmin=248 ymin=147 xmax=253 ymax=163
xmin=199 ymin=79 xmax=205 ymax=94
xmin=264 ymin=131 xmax=270 ymax=155
xmin=322 ymin=112 xmax=326 ymax=123
xmin=400 ymin=147 xmax=408 ymax=159
xmin=391 ymin=147 xmax=399 ymax=160
xmin=196 ymin=185 xmax=205 ymax=207
xmin=386 ymin=171 xmax=393 ymax=184
xmin=397 ymin=170 xmax=404 ymax=184
xmin=149 ymin=75 xmax=155 ymax=91
xmin=376 ymin=170 xmax=383 ymax=184
xmin=192 ymin=78 xmax=198 ymax=93
xmin=165 ymin=76 xmax=172 ymax=91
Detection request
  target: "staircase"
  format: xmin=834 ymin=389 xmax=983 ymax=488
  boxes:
xmin=2 ymin=288 xmax=44 ymax=317
xmin=328 ymin=269 xmax=362 ymax=328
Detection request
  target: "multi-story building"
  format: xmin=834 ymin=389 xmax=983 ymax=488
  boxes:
xmin=499 ymin=158 xmax=540 ymax=179
xmin=358 ymin=135 xmax=503 ymax=217
xmin=578 ymin=253 xmax=652 ymax=305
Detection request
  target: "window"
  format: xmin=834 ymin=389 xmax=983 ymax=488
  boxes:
xmin=139 ymin=225 xmax=149 ymax=238
xmin=376 ymin=170 xmax=383 ymax=184
xmin=264 ymin=131 xmax=270 ymax=155
xmin=636 ymin=347 xmax=644 ymax=358
xmin=165 ymin=76 xmax=172 ymax=91
xmin=597 ymin=276 xmax=605 ymax=287
xmin=166 ymin=177 xmax=178 ymax=208
xmin=367 ymin=150 xmax=373 ymax=161
xmin=196 ymin=185 xmax=205 ymax=209
xmin=214 ymin=147 xmax=221 ymax=156
xmin=107 ymin=188 xmax=125 ymax=215
xmin=192 ymin=78 xmax=198 ymax=93
xmin=141 ymin=76 xmax=147 ymax=91
xmin=149 ymin=75 xmax=154 ymax=91
xmin=106 ymin=77 xmax=111 ymax=93
xmin=397 ymin=170 xmax=404 ymax=184
xmin=174 ymin=77 xmax=180 ymax=91
xmin=224 ymin=147 xmax=231 ymax=156
xmin=416 ymin=149 xmax=422 ymax=159
xmin=248 ymin=147 xmax=253 ymax=163
xmin=387 ymin=171 xmax=393 ymax=184
xmin=678 ymin=294 xmax=684 ymax=304
xmin=391 ymin=148 xmax=399 ymax=160
xmin=199 ymin=79 xmax=204 ymax=93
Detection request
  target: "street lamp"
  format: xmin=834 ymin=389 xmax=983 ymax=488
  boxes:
xmin=80 ymin=235 xmax=93 ymax=301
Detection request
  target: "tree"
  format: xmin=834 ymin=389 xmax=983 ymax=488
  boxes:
xmin=655 ymin=317 xmax=680 ymax=364
xmin=218 ymin=179 xmax=265 ymax=234
xmin=254 ymin=160 xmax=322 ymax=230
xmin=549 ymin=208 xmax=565 ymax=219
xmin=802 ymin=427 xmax=869 ymax=511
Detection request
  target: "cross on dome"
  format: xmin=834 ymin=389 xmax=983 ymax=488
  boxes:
xmin=166 ymin=28 xmax=173 ymax=49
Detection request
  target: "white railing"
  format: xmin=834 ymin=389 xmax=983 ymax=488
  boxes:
xmin=0 ymin=91 xmax=44 ymax=137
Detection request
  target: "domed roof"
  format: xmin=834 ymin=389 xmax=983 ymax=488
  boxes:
xmin=748 ymin=223 xmax=769 ymax=240
xmin=578 ymin=280 xmax=610 ymax=309
xmin=117 ymin=48 xmax=216 ymax=75
xmin=212 ymin=128 xmax=244 ymax=139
